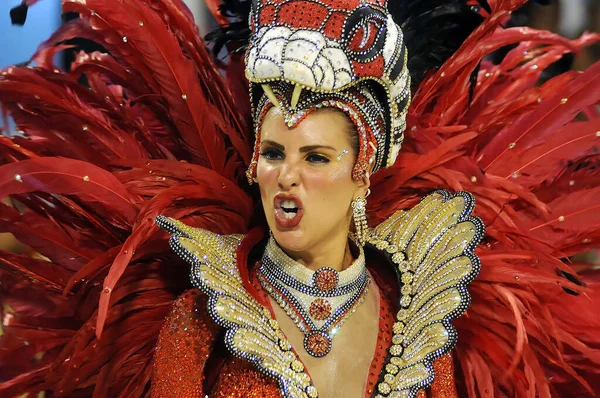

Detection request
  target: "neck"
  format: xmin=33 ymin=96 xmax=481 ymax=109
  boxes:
xmin=277 ymin=229 xmax=355 ymax=273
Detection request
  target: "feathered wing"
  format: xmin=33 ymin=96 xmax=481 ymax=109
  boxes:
xmin=368 ymin=191 xmax=484 ymax=398
xmin=154 ymin=216 xmax=318 ymax=398
xmin=369 ymin=0 xmax=600 ymax=396
xmin=0 ymin=0 xmax=255 ymax=396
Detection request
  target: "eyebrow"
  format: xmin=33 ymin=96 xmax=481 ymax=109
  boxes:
xmin=261 ymin=140 xmax=336 ymax=152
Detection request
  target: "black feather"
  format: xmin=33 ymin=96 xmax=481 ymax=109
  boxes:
xmin=469 ymin=61 xmax=481 ymax=104
xmin=205 ymin=0 xmax=252 ymax=56
xmin=558 ymin=270 xmax=583 ymax=296
xmin=387 ymin=0 xmax=486 ymax=89
xmin=10 ymin=2 xmax=28 ymax=26
xmin=474 ymin=0 xmax=492 ymax=14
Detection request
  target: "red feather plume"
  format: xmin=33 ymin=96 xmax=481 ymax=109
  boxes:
xmin=368 ymin=0 xmax=600 ymax=395
xmin=0 ymin=0 xmax=599 ymax=396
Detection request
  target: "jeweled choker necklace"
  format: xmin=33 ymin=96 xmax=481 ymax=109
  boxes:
xmin=258 ymin=237 xmax=370 ymax=357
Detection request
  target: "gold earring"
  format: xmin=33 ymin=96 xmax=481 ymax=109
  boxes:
xmin=351 ymin=196 xmax=368 ymax=246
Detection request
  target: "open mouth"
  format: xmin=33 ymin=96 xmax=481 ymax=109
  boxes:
xmin=274 ymin=194 xmax=304 ymax=228
xmin=280 ymin=199 xmax=300 ymax=219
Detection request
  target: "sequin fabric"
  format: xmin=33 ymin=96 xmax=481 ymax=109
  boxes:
xmin=429 ymin=353 xmax=459 ymax=398
xmin=153 ymin=190 xmax=482 ymax=397
xmin=365 ymin=281 xmax=394 ymax=396
xmin=151 ymin=289 xmax=220 ymax=397
xmin=210 ymin=356 xmax=282 ymax=398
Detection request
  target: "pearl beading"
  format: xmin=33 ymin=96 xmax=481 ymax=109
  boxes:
xmin=259 ymin=237 xmax=371 ymax=357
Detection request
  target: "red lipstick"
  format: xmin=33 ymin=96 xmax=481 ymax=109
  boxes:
xmin=273 ymin=193 xmax=304 ymax=228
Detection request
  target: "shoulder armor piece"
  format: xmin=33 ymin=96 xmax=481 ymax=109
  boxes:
xmin=368 ymin=190 xmax=484 ymax=397
xmin=155 ymin=216 xmax=319 ymax=398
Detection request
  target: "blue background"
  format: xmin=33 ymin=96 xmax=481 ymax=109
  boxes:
xmin=0 ymin=0 xmax=61 ymax=68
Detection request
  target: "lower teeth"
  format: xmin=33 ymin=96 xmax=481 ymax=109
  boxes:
xmin=284 ymin=212 xmax=296 ymax=220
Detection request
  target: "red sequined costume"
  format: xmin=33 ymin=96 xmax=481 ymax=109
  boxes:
xmin=151 ymin=286 xmax=458 ymax=398
xmin=150 ymin=218 xmax=465 ymax=397
xmin=0 ymin=0 xmax=599 ymax=397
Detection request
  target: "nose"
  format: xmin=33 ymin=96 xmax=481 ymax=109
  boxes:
xmin=277 ymin=159 xmax=300 ymax=190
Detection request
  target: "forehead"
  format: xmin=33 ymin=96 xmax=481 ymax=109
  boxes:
xmin=261 ymin=107 xmax=352 ymax=147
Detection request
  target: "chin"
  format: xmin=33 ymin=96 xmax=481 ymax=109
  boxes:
xmin=270 ymin=227 xmax=308 ymax=253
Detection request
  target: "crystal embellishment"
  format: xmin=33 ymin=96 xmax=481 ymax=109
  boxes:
xmin=313 ymin=268 xmax=339 ymax=292
xmin=258 ymin=236 xmax=370 ymax=357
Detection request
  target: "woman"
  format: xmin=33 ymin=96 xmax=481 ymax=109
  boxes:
xmin=152 ymin=3 xmax=484 ymax=393
xmin=0 ymin=0 xmax=599 ymax=397
xmin=153 ymin=102 xmax=481 ymax=396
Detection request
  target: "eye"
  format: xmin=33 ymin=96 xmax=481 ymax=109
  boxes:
xmin=260 ymin=148 xmax=284 ymax=161
xmin=343 ymin=6 xmax=387 ymax=61
xmin=306 ymin=153 xmax=330 ymax=164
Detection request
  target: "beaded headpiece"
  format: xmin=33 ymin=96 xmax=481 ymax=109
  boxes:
xmin=245 ymin=0 xmax=411 ymax=182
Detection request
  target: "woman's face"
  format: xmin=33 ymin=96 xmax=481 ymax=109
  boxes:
xmin=257 ymin=107 xmax=368 ymax=254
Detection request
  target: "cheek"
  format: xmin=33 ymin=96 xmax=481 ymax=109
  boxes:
xmin=326 ymin=161 xmax=353 ymax=183
xmin=307 ymin=164 xmax=356 ymax=209
xmin=257 ymin=161 xmax=278 ymax=198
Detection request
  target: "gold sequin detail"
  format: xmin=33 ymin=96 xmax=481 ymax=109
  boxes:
xmin=155 ymin=216 xmax=317 ymax=398
xmin=366 ymin=191 xmax=483 ymax=396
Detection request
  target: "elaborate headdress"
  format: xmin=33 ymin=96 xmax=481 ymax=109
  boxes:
xmin=244 ymin=0 xmax=411 ymax=182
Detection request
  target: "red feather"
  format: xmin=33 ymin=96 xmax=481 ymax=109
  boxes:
xmin=0 ymin=246 xmax=79 ymax=291
xmin=495 ymin=119 xmax=600 ymax=185
xmin=1 ymin=0 xmax=599 ymax=396
xmin=481 ymin=62 xmax=600 ymax=171
xmin=64 ymin=0 xmax=227 ymax=172
xmin=0 ymin=158 xmax=137 ymax=224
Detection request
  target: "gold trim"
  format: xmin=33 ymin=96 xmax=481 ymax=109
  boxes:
xmin=155 ymin=216 xmax=318 ymax=398
xmin=368 ymin=190 xmax=484 ymax=397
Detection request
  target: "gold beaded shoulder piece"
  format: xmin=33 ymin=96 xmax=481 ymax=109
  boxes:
xmin=155 ymin=216 xmax=319 ymax=398
xmin=368 ymin=190 xmax=484 ymax=398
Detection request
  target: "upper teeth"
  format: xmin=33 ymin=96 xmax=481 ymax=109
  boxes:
xmin=281 ymin=200 xmax=298 ymax=210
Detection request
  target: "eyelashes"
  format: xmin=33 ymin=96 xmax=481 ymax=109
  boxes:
xmin=259 ymin=148 xmax=283 ymax=161
xmin=306 ymin=153 xmax=330 ymax=163
xmin=259 ymin=149 xmax=330 ymax=164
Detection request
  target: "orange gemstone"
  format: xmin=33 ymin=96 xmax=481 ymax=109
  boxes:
xmin=309 ymin=298 xmax=332 ymax=320
xmin=313 ymin=268 xmax=338 ymax=292
xmin=304 ymin=332 xmax=332 ymax=357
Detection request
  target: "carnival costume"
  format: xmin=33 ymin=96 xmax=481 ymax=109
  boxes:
xmin=0 ymin=0 xmax=599 ymax=397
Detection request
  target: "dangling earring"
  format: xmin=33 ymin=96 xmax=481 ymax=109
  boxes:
xmin=351 ymin=195 xmax=368 ymax=246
